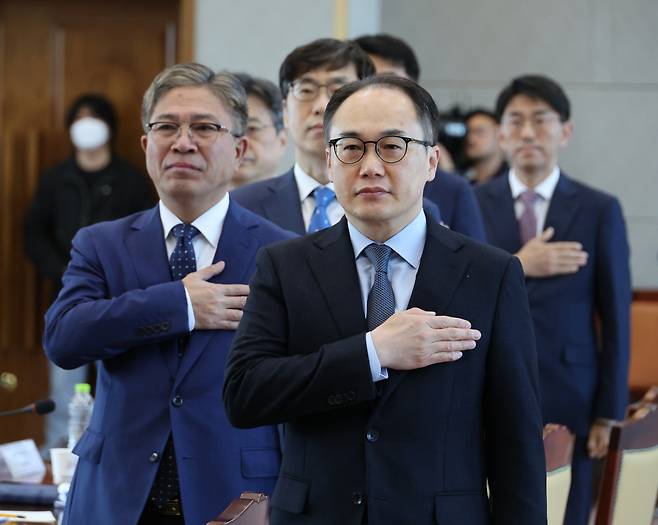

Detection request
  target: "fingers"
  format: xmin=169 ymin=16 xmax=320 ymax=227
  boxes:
xmin=424 ymin=315 xmax=472 ymax=329
xmin=540 ymin=227 xmax=555 ymax=241
xmin=219 ymin=284 xmax=250 ymax=297
xmin=190 ymin=260 xmax=226 ymax=281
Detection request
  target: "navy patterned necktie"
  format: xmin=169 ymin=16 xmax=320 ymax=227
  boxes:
xmin=169 ymin=223 xmax=200 ymax=280
xmin=364 ymin=243 xmax=396 ymax=331
xmin=307 ymin=186 xmax=336 ymax=233
xmin=148 ymin=223 xmax=200 ymax=514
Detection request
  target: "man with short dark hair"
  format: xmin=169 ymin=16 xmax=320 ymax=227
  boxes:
xmin=476 ymin=74 xmax=631 ymax=525
xmin=355 ymin=33 xmax=487 ymax=241
xmin=44 ymin=63 xmax=294 ymax=525
xmin=232 ymin=73 xmax=287 ymax=188
xmin=463 ymin=108 xmax=508 ymax=185
xmin=224 ymin=75 xmax=546 ymax=525
xmin=231 ymin=38 xmax=374 ymax=234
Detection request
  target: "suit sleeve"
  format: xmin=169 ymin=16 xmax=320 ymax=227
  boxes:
xmin=451 ymin=180 xmax=487 ymax=242
xmin=485 ymin=257 xmax=547 ymax=524
xmin=223 ymin=247 xmax=377 ymax=428
xmin=593 ymin=198 xmax=631 ymax=421
xmin=43 ymin=227 xmax=189 ymax=369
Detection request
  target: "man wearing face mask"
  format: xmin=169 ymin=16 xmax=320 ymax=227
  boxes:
xmin=25 ymin=93 xmax=154 ymax=452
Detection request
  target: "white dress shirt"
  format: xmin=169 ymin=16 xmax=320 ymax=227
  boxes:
xmin=508 ymin=167 xmax=560 ymax=236
xmin=347 ymin=211 xmax=427 ymax=382
xmin=159 ymin=194 xmax=230 ymax=330
xmin=294 ymin=163 xmax=344 ymax=230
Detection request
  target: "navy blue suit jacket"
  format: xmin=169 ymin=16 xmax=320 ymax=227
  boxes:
xmin=224 ymin=215 xmax=546 ymax=524
xmin=44 ymin=201 xmax=294 ymax=525
xmin=423 ymin=169 xmax=487 ymax=241
xmin=231 ymin=167 xmax=486 ymax=241
xmin=475 ymin=173 xmax=631 ymax=435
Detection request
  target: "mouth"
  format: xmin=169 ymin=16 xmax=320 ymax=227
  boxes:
xmin=356 ymin=186 xmax=390 ymax=197
xmin=165 ymin=162 xmax=202 ymax=172
xmin=307 ymin=124 xmax=323 ymax=133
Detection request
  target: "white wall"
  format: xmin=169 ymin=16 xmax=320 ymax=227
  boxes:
xmin=194 ymin=0 xmax=658 ymax=287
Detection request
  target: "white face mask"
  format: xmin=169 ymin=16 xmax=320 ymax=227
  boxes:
xmin=70 ymin=117 xmax=110 ymax=150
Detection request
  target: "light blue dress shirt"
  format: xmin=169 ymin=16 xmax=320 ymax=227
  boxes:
xmin=347 ymin=211 xmax=426 ymax=382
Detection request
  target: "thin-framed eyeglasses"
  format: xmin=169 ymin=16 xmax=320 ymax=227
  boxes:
xmin=501 ymin=112 xmax=561 ymax=133
xmin=328 ymin=135 xmax=433 ymax=164
xmin=147 ymin=121 xmax=239 ymax=145
xmin=289 ymin=79 xmax=347 ymax=101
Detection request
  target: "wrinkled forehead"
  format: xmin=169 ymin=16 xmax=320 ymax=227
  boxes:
xmin=151 ymin=86 xmax=231 ymax=123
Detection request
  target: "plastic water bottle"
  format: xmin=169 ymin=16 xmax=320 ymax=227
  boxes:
xmin=67 ymin=383 xmax=94 ymax=449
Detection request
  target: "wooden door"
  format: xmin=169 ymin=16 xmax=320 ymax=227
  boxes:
xmin=0 ymin=0 xmax=192 ymax=446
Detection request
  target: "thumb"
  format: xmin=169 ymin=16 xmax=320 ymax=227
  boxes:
xmin=193 ymin=260 xmax=226 ymax=281
xmin=539 ymin=226 xmax=554 ymax=242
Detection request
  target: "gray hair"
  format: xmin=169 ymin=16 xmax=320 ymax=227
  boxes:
xmin=141 ymin=63 xmax=248 ymax=136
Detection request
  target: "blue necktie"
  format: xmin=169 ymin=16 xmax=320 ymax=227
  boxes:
xmin=307 ymin=186 xmax=336 ymax=233
xmin=148 ymin=223 xmax=200 ymax=514
xmin=364 ymin=243 xmax=396 ymax=331
xmin=169 ymin=223 xmax=200 ymax=280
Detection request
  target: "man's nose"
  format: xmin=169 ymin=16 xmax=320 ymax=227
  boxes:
xmin=312 ymin=88 xmax=331 ymax=115
xmin=358 ymin=144 xmax=385 ymax=176
xmin=519 ymin=119 xmax=537 ymax=140
xmin=171 ymin=126 xmax=198 ymax=151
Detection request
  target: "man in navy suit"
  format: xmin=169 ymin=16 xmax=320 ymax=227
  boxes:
xmin=44 ymin=64 xmax=293 ymax=525
xmin=475 ymin=74 xmax=631 ymax=525
xmin=224 ymin=75 xmax=546 ymax=524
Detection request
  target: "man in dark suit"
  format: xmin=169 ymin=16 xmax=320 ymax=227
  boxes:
xmin=44 ymin=64 xmax=293 ymax=525
xmin=475 ymin=74 xmax=631 ymax=525
xmin=224 ymin=75 xmax=546 ymax=524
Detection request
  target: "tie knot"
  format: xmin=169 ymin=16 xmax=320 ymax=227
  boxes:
xmin=364 ymin=243 xmax=392 ymax=273
xmin=171 ymin=223 xmax=200 ymax=241
xmin=519 ymin=190 xmax=539 ymax=207
xmin=313 ymin=186 xmax=336 ymax=208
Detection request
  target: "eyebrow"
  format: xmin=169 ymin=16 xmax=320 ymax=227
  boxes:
xmin=505 ymin=109 xmax=553 ymax=117
xmin=298 ymin=75 xmax=351 ymax=84
xmin=151 ymin=113 xmax=220 ymax=122
xmin=334 ymin=128 xmax=408 ymax=138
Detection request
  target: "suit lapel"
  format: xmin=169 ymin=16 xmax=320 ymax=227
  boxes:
xmin=261 ymin=169 xmax=306 ymax=234
xmin=125 ymin=206 xmax=179 ymax=378
xmin=306 ymin=218 xmax=367 ymax=339
xmin=543 ymin=172 xmax=580 ymax=242
xmin=379 ymin=218 xmax=471 ymax=403
xmin=175 ymin=202 xmax=258 ymax=384
xmin=487 ymin=177 xmax=522 ymax=253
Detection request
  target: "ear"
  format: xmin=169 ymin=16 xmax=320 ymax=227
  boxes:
xmin=234 ymin=136 xmax=248 ymax=162
xmin=140 ymin=134 xmax=148 ymax=153
xmin=325 ymin=146 xmax=334 ymax=182
xmin=560 ymin=120 xmax=573 ymax=147
xmin=277 ymin=129 xmax=288 ymax=149
xmin=426 ymin=144 xmax=439 ymax=182
xmin=282 ymin=98 xmax=290 ymax=130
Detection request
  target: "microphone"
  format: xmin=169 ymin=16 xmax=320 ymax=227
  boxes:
xmin=0 ymin=399 xmax=56 ymax=417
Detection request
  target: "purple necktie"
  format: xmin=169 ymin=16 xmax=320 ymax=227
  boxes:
xmin=518 ymin=190 xmax=540 ymax=245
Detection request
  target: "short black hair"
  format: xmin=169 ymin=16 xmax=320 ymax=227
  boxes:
xmin=354 ymin=33 xmax=420 ymax=82
xmin=279 ymin=38 xmax=375 ymax=99
xmin=465 ymin=107 xmax=499 ymax=124
xmin=495 ymin=75 xmax=570 ymax=122
xmin=65 ymin=93 xmax=117 ymax=138
xmin=234 ymin=73 xmax=284 ymax=132
xmin=323 ymin=76 xmax=439 ymax=145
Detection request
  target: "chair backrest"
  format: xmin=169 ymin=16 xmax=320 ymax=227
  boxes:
xmin=207 ymin=492 xmax=269 ymax=525
xmin=595 ymin=400 xmax=658 ymax=525
xmin=543 ymin=424 xmax=575 ymax=525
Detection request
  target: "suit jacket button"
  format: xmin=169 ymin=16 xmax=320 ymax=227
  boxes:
xmin=149 ymin=452 xmax=159 ymax=462
xmin=366 ymin=429 xmax=380 ymax=442
xmin=352 ymin=492 xmax=364 ymax=505
xmin=172 ymin=395 xmax=183 ymax=407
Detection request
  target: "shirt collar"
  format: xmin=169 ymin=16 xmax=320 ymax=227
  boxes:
xmin=158 ymin=193 xmax=230 ymax=249
xmin=293 ymin=162 xmax=335 ymax=202
xmin=508 ymin=166 xmax=560 ymax=201
xmin=347 ymin=210 xmax=426 ymax=269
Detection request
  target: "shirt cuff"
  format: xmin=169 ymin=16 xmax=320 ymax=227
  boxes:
xmin=366 ymin=332 xmax=388 ymax=382
xmin=184 ymin=286 xmax=195 ymax=331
